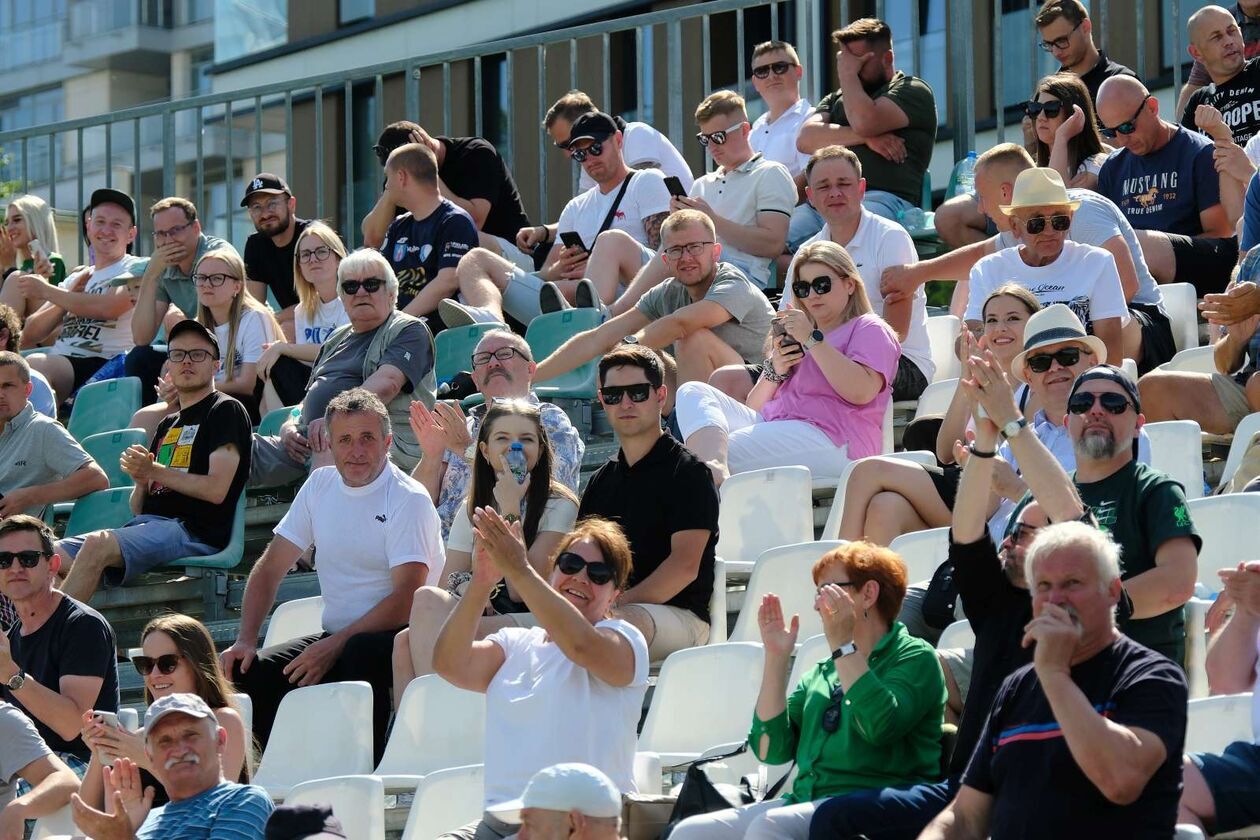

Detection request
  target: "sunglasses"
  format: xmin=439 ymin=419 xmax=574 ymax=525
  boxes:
xmin=0 ymin=550 xmax=47 ymax=570
xmin=599 ymin=383 xmax=653 ymax=405
xmin=1067 ymin=391 xmax=1133 ymax=415
xmin=792 ymin=275 xmax=833 ymax=299
xmin=341 ymin=278 xmax=384 ymax=295
xmin=568 ymin=142 xmax=605 ymax=163
xmin=1024 ymin=100 xmax=1063 ymax=120
xmin=1025 ymin=346 xmax=1082 ymax=373
xmin=752 ymin=60 xmax=797 ymax=79
xmin=131 ymin=653 xmax=182 ymax=676
xmin=1100 ymin=99 xmax=1147 ymax=139
xmin=1017 ymin=214 xmax=1071 ymax=234
xmin=697 ymin=122 xmax=748 ymax=147
xmin=555 ymin=551 xmax=617 ymax=586
xmin=820 ymin=682 xmax=846 ymax=733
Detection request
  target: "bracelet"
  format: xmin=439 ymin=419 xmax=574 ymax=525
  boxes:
xmin=967 ymin=442 xmax=997 ymax=459
xmin=761 ymin=362 xmax=790 ymax=383
xmin=503 ymin=513 xmax=521 ymax=524
xmin=539 ymin=225 xmax=551 ymax=245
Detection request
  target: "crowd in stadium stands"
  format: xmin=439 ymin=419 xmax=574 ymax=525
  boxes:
xmin=1 ymin=0 xmax=1260 ymax=837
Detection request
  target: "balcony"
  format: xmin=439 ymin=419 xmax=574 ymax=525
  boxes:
xmin=63 ymin=0 xmax=213 ymax=72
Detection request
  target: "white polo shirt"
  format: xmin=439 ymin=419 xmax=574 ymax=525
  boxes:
xmin=689 ymin=154 xmax=796 ymax=289
xmin=785 ymin=210 xmax=936 ymax=382
xmin=750 ymin=97 xmax=814 ymax=177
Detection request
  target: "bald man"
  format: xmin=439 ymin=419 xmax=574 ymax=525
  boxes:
xmin=1096 ymin=75 xmax=1237 ymax=295
xmin=1181 ymin=5 xmax=1260 ymax=146
xmin=1177 ymin=2 xmax=1260 ymax=118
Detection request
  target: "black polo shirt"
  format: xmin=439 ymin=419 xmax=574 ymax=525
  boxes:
xmin=578 ymin=433 xmax=718 ymax=622
xmin=1066 ymin=50 xmax=1136 ymax=105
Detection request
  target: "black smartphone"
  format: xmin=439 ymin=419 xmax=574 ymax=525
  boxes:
xmin=772 ymin=319 xmax=799 ymax=348
xmin=559 ymin=231 xmax=588 ymax=253
xmin=664 ymin=176 xmax=687 ymax=198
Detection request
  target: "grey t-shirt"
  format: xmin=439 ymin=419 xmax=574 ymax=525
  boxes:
xmin=0 ymin=403 xmax=92 ymax=518
xmin=0 ymin=702 xmax=51 ymax=810
xmin=996 ymin=188 xmax=1163 ymax=309
xmin=299 ymin=320 xmax=434 ymax=428
xmin=158 ymin=233 xmax=229 ymax=316
xmin=636 ymin=262 xmax=774 ymax=363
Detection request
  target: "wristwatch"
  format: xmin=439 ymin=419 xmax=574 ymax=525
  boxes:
xmin=5 ymin=669 xmax=25 ymax=691
xmin=999 ymin=417 xmax=1028 ymax=441
xmin=831 ymin=641 xmax=858 ymax=660
xmin=621 ymin=335 xmax=640 ymax=345
xmin=803 ymin=329 xmax=825 ymax=350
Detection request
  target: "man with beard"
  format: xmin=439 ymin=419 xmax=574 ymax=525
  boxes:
xmin=242 ymin=173 xmax=308 ymax=338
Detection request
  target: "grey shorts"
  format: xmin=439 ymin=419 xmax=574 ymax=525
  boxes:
xmin=249 ymin=433 xmax=308 ymax=488
xmin=57 ymin=514 xmax=218 ymax=586
xmin=937 ymin=646 xmax=975 ymax=705
xmin=1211 ymin=372 xmax=1253 ymax=428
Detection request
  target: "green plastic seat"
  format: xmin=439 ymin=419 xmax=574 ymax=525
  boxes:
xmin=67 ymin=377 xmax=142 ymax=442
xmin=164 ymin=494 xmax=247 ymax=572
xmin=435 ymin=322 xmax=504 ymax=385
xmin=257 ymin=405 xmax=300 ymax=437
xmin=63 ymin=488 xmax=135 ymax=538
xmin=80 ymin=428 xmax=148 ymax=488
xmin=525 ymin=310 xmax=602 ymax=400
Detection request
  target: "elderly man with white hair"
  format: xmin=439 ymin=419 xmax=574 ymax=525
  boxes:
xmin=250 ymin=247 xmax=437 ymax=486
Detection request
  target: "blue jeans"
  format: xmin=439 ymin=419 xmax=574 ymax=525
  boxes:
xmin=862 ymin=190 xmax=916 ymax=223
xmin=58 ymin=514 xmax=218 ymax=587
xmin=808 ymin=778 xmax=958 ymax=840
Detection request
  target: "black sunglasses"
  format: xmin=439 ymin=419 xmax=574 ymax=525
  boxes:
xmin=0 ymin=550 xmax=47 ymax=570
xmin=1068 ymin=391 xmax=1133 ymax=415
xmin=1100 ymin=99 xmax=1147 ymax=139
xmin=1025 ymin=346 xmax=1082 ymax=373
xmin=1018 ymin=214 xmax=1071 ymax=235
xmin=820 ymin=682 xmax=846 ymax=733
xmin=569 ymin=142 xmax=605 ymax=163
xmin=792 ymin=275 xmax=833 ymax=299
xmin=752 ymin=60 xmax=797 ymax=79
xmin=341 ymin=278 xmax=384 ymax=295
xmin=131 ymin=653 xmax=182 ymax=676
xmin=1024 ymin=100 xmax=1064 ymax=120
xmin=697 ymin=122 xmax=747 ymax=147
xmin=599 ymin=383 xmax=653 ymax=405
xmin=555 ymin=551 xmax=617 ymax=586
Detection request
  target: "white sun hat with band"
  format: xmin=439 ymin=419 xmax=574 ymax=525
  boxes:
xmin=997 ymin=166 xmax=1082 ymax=216
xmin=1009 ymin=303 xmax=1107 ymax=383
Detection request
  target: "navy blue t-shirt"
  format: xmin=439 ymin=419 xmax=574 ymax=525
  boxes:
xmin=1096 ymin=126 xmax=1219 ymax=236
xmin=381 ymin=198 xmax=478 ymax=316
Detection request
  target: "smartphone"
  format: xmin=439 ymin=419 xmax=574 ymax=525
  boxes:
xmin=663 ymin=176 xmax=687 ymax=198
xmin=28 ymin=238 xmax=47 ymax=264
xmin=93 ymin=710 xmax=123 ymax=729
xmin=558 ymin=231 xmax=587 ymax=253
xmin=772 ymin=319 xmax=799 ymax=348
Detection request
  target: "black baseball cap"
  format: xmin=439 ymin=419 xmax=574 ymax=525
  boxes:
xmin=565 ymin=111 xmax=619 ymax=147
xmin=265 ymin=804 xmax=347 ymax=840
xmin=88 ymin=188 xmax=136 ymax=224
xmin=167 ymin=319 xmax=221 ymax=359
xmin=240 ymin=173 xmax=292 ymax=207
xmin=1068 ymin=364 xmax=1142 ymax=415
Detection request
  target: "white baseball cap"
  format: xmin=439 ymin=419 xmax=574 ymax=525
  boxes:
xmin=487 ymin=763 xmax=621 ymax=824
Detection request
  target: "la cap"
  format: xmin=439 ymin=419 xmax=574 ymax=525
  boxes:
xmin=241 ymin=173 xmax=292 ymax=207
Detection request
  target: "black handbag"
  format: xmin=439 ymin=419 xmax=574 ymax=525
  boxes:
xmin=921 ymin=557 xmax=959 ymax=631
xmin=660 ymin=743 xmax=793 ymax=838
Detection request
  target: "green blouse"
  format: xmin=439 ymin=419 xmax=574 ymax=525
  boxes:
xmin=20 ymin=253 xmax=67 ymax=286
xmin=749 ymin=622 xmax=947 ymax=804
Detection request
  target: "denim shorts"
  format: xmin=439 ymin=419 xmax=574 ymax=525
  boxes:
xmin=1191 ymin=740 xmax=1260 ymax=832
xmin=57 ymin=514 xmax=218 ymax=587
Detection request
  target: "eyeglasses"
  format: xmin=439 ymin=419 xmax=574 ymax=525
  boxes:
xmin=1025 ymin=346 xmax=1082 ymax=373
xmin=662 ymin=241 xmax=715 ymax=260
xmin=0 ymin=550 xmax=47 ymax=570
xmin=820 ymin=682 xmax=846 ymax=733
xmin=168 ymin=348 xmax=215 ymax=363
xmin=792 ymin=275 xmax=833 ymax=299
xmin=153 ymin=221 xmax=194 ymax=241
xmin=1067 ymin=391 xmax=1133 ymax=415
xmin=1017 ymin=214 xmax=1072 ymax=235
xmin=341 ymin=278 xmax=384 ymax=295
xmin=697 ymin=122 xmax=748 ymax=147
xmin=298 ymin=245 xmax=335 ymax=264
xmin=1100 ymin=99 xmax=1148 ymax=139
xmin=471 ymin=346 xmax=529 ymax=367
xmin=599 ymin=383 xmax=653 ymax=405
xmin=1038 ymin=20 xmax=1082 ymax=52
xmin=131 ymin=654 xmax=182 ymax=676
xmin=1024 ymin=100 xmax=1064 ymax=120
xmin=568 ymin=142 xmax=605 ymax=163
xmin=246 ymin=196 xmax=287 ymax=216
xmin=1008 ymin=522 xmax=1042 ymax=545
xmin=555 ymin=551 xmax=617 ymax=586
xmin=751 ymin=60 xmax=798 ymax=79
xmin=192 ymin=272 xmax=235 ymax=287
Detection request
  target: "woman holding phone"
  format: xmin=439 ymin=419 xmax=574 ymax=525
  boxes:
xmin=0 ymin=195 xmax=67 ymax=318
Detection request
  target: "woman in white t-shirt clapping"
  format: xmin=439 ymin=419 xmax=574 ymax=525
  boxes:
xmin=259 ymin=221 xmax=350 ymax=413
xmin=433 ymin=512 xmax=649 ymax=840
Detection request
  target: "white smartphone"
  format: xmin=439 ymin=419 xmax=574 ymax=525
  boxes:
xmin=27 ymin=238 xmax=47 ymax=265
xmin=93 ymin=710 xmax=122 ymax=729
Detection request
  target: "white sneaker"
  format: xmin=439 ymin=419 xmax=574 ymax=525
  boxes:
xmin=439 ymin=298 xmax=500 ymax=327
xmin=539 ymin=282 xmax=572 ymax=314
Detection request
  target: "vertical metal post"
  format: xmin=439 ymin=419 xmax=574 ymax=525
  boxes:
xmin=736 ymin=8 xmax=746 ymax=87
xmin=910 ymin=0 xmax=921 ymax=77
xmin=77 ymin=128 xmax=84 ymax=232
xmin=601 ymin=33 xmax=611 ymax=111
xmin=537 ymin=45 xmax=547 ymax=224
xmin=568 ymin=40 xmax=578 ymax=197
xmin=1136 ymin=1 xmax=1147 ymax=81
xmin=344 ymin=81 xmax=355 ymax=247
xmin=636 ymin=26 xmax=646 ymax=121
xmin=406 ymin=65 xmax=420 ymax=121
xmin=196 ymin=106 xmax=204 ymax=213
xmin=284 ymin=91 xmax=294 ymax=188
xmin=993 ymin=0 xmax=1005 ymax=143
xmin=667 ymin=20 xmax=683 ymax=150
xmin=840 ymin=0 xmax=850 ymax=26
xmin=874 ymin=0 xmax=885 ymax=22
xmin=314 ymin=88 xmax=325 ymax=221
xmin=133 ymin=120 xmax=141 ymax=240
xmin=1173 ymin=0 xmax=1182 ymax=95
xmin=505 ymin=52 xmax=516 ymax=172
xmin=374 ymin=74 xmax=384 ymax=140
xmin=474 ymin=58 xmax=484 ymax=138
xmin=162 ymin=112 xmax=175 ymax=198
xmin=771 ymin=1 xmax=779 ymax=41
xmin=254 ymin=94 xmax=262 ymax=173
xmin=442 ymin=62 xmax=452 ymax=134
xmin=46 ymin=134 xmax=55 ymax=208
xmin=949 ymin=0 xmax=976 ymax=161
xmin=20 ymin=138 xmax=28 ymax=195
xmin=1099 ymin=0 xmax=1108 ymax=48
xmin=225 ymin=103 xmax=234 ymax=244
xmin=702 ymin=15 xmax=712 ymax=98
xmin=105 ymin=124 xmax=113 ymax=188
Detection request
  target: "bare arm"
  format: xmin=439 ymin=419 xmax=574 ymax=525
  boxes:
xmin=7 ymin=674 xmax=105 ymax=742
xmin=400 ymin=267 xmax=461 ymax=318
xmin=246 ymin=280 xmax=267 ymax=303
xmin=836 ymin=78 xmax=910 ymax=138
xmin=330 ymin=562 xmax=430 ymax=640
xmin=1121 ymin=536 xmax=1197 ymax=620
xmin=41 ymin=284 xmax=133 ymax=320
xmin=635 ymin=300 xmax=734 ymax=350
xmin=796 ymin=112 xmax=872 ymax=154
xmin=226 ymin=536 xmax=304 ymax=655
xmin=1099 ymin=235 xmax=1139 ymax=302
xmin=432 ymin=575 xmax=508 ymax=693
xmin=617 ymin=529 xmax=709 ymax=606
xmin=643 ymin=212 xmax=668 ymax=252
xmin=1200 ymin=203 xmax=1236 ymax=239
xmin=360 ymin=362 xmax=408 ymax=404
xmin=13 ymin=461 xmax=108 ymax=510
xmin=361 ymin=191 xmax=399 ymax=249
xmin=437 ymin=175 xmax=491 ymax=229
xmin=918 ymin=785 xmax=994 ymax=840
xmin=218 ymin=362 xmax=260 ymax=400
xmin=1091 ymin=317 xmax=1124 ymax=366
xmin=535 ymin=310 xmax=651 ymax=383
xmin=801 ymin=339 xmax=885 ymax=405
xmin=706 ymin=209 xmax=790 ymax=259
xmin=1206 ymin=600 xmax=1260 ymax=695
xmin=135 ymin=443 xmax=241 ymax=505
xmin=214 ymin=707 xmax=248 ymax=784
xmin=4 ymin=753 xmax=79 ymax=824
xmin=130 ymin=258 xmax=170 ymax=346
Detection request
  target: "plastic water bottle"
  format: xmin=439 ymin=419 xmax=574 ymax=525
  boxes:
xmin=898 ymin=206 xmax=926 ymax=231
xmin=956 ymin=150 xmax=978 ymax=196
xmin=506 ymin=442 xmax=529 ymax=484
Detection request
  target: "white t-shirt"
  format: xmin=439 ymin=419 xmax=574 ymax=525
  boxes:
xmin=749 ymin=97 xmax=814 ymax=177
xmin=53 ymin=256 xmax=143 ymax=359
xmin=556 ymin=170 xmax=672 ymax=251
xmin=1251 ymin=627 xmax=1260 ymax=741
xmin=784 ymin=211 xmax=935 ymax=381
xmin=295 ymin=297 xmax=349 ymax=346
xmin=275 ymin=463 xmax=445 ymax=633
xmin=482 ymin=618 xmax=649 ymax=807
xmin=446 ymin=494 xmax=578 ymax=554
xmin=1243 ymin=133 xmax=1260 ymax=168
xmin=578 ymin=121 xmax=694 ymax=193
xmin=213 ymin=308 xmax=276 ymax=384
xmin=965 ymin=240 xmax=1130 ymax=331
xmin=690 ymin=155 xmax=797 ymax=288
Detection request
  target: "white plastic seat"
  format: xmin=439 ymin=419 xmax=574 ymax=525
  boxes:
xmin=888 ymin=527 xmax=951 ymax=585
xmin=253 ymin=681 xmax=375 ymax=800
xmin=1158 ymin=345 xmax=1215 ymax=374
xmin=263 ymin=596 xmax=325 ymax=648
xmin=1162 ymin=282 xmax=1200 ymax=352
xmin=638 ymin=642 xmax=765 ymax=766
xmin=882 ymin=401 xmax=894 ymax=453
xmin=232 ymin=692 xmax=253 ymax=736
xmin=717 ymin=466 xmax=813 ymax=577
xmin=709 ymin=556 xmax=729 ymax=644
xmin=789 ymin=633 xmax=831 ymax=688
xmin=912 ymin=378 xmax=959 ymax=420
xmin=1216 ymin=411 xmax=1260 ymax=491
xmin=820 ymin=451 xmax=938 ymax=541
xmin=727 ymin=541 xmax=847 ymax=644
xmin=30 ymin=805 xmax=75 ymax=839
xmin=374 ymin=675 xmax=486 ymax=792
xmin=400 ymin=764 xmax=485 ymax=840
xmin=285 ymin=775 xmax=385 ymax=840
xmin=1120 ymin=358 xmax=1139 ymax=382
xmin=1185 ymin=693 xmax=1255 ymax=755
xmin=936 ymin=619 xmax=975 ymax=651
xmin=1186 ymin=494 xmax=1260 ymax=595
xmin=1185 ymin=598 xmax=1211 ymax=700
xmin=1145 ymin=420 xmax=1205 ymax=500
xmin=926 ymin=315 xmax=962 ymax=383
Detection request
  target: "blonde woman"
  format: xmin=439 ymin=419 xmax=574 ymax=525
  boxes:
xmin=674 ymin=240 xmax=901 ymax=484
xmin=0 ymin=195 xmax=67 ymax=318
xmin=258 ymin=221 xmax=349 ymax=412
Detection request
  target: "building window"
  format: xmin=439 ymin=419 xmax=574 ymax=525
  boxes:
xmin=213 ymin=0 xmax=286 ymax=64
xmin=0 ymin=0 xmax=67 ymax=72
xmin=0 ymin=87 xmax=64 ymax=183
xmin=339 ymin=0 xmax=373 ymax=25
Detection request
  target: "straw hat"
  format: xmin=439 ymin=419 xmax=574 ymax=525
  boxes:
xmin=1009 ymin=303 xmax=1107 ymax=383
xmin=997 ymin=167 xmax=1082 ymax=216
